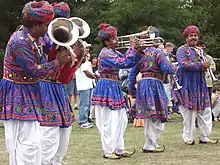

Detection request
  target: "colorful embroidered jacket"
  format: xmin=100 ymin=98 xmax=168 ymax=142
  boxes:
xmin=176 ymin=45 xmax=210 ymax=111
xmin=0 ymin=27 xmax=60 ymax=121
xmin=128 ymin=47 xmax=174 ymax=122
xmin=91 ymin=47 xmax=143 ymax=110
xmin=128 ymin=47 xmax=175 ymax=96
xmin=39 ymin=36 xmax=76 ymax=127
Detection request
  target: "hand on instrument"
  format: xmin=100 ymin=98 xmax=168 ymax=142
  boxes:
xmin=57 ymin=49 xmax=72 ymax=66
xmin=71 ymin=42 xmax=86 ymax=62
xmin=130 ymin=37 xmax=141 ymax=49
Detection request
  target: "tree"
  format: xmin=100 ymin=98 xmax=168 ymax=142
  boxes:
xmin=0 ymin=0 xmax=219 ymax=58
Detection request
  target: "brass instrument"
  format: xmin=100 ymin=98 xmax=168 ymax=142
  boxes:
xmin=47 ymin=17 xmax=79 ymax=67
xmin=47 ymin=17 xmax=91 ymax=67
xmin=69 ymin=17 xmax=90 ymax=39
xmin=117 ymin=36 xmax=164 ymax=49
xmin=168 ymin=62 xmax=182 ymax=90
xmin=195 ymin=47 xmax=218 ymax=82
xmin=116 ymin=26 xmax=164 ymax=49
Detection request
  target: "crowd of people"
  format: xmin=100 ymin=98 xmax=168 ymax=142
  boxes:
xmin=0 ymin=1 xmax=219 ymax=164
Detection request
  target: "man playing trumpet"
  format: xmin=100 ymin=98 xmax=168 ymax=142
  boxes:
xmin=176 ymin=25 xmax=218 ymax=145
xmin=91 ymin=23 xmax=144 ymax=159
xmin=128 ymin=28 xmax=175 ymax=153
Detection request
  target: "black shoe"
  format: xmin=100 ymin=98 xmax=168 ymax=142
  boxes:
xmin=199 ymin=139 xmax=218 ymax=144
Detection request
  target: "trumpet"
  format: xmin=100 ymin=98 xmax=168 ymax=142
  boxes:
xmin=117 ymin=37 xmax=164 ymax=49
xmin=116 ymin=25 xmax=163 ymax=49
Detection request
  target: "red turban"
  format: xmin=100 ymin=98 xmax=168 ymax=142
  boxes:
xmin=22 ymin=1 xmax=54 ymax=23
xmin=98 ymin=24 xmax=117 ymax=41
xmin=183 ymin=25 xmax=200 ymax=38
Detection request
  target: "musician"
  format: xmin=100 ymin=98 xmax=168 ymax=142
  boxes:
xmin=91 ymin=23 xmax=143 ymax=159
xmin=176 ymin=25 xmax=218 ymax=145
xmin=0 ymin=1 xmax=72 ymax=164
xmin=39 ymin=2 xmax=83 ymax=165
xmin=128 ymin=30 xmax=175 ymax=153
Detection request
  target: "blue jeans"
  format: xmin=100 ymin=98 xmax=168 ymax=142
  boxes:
xmin=78 ymin=89 xmax=92 ymax=125
xmin=65 ymin=79 xmax=79 ymax=96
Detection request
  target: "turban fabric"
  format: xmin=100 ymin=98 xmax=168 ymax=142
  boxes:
xmin=98 ymin=24 xmax=117 ymax=41
xmin=22 ymin=1 xmax=54 ymax=23
xmin=52 ymin=2 xmax=70 ymax=18
xmin=183 ymin=25 xmax=200 ymax=38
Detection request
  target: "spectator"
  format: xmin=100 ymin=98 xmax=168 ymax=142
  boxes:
xmin=76 ymin=54 xmax=96 ymax=128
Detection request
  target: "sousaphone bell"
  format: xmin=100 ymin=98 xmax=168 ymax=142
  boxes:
xmin=47 ymin=17 xmax=79 ymax=67
xmin=69 ymin=17 xmax=90 ymax=39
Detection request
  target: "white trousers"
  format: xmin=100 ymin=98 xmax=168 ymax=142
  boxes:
xmin=163 ymin=84 xmax=172 ymax=107
xmin=143 ymin=118 xmax=165 ymax=150
xmin=95 ymin=106 xmax=128 ymax=157
xmin=179 ymin=105 xmax=212 ymax=142
xmin=3 ymin=120 xmax=41 ymax=165
xmin=40 ymin=126 xmax=72 ymax=165
xmin=212 ymin=100 xmax=220 ymax=118
xmin=89 ymin=105 xmax=95 ymax=119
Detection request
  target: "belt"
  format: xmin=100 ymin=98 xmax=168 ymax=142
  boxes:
xmin=3 ymin=69 xmax=37 ymax=84
xmin=40 ymin=76 xmax=60 ymax=84
xmin=142 ymin=72 xmax=164 ymax=82
xmin=100 ymin=74 xmax=119 ymax=81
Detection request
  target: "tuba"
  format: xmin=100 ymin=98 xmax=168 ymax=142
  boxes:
xmin=47 ymin=17 xmax=79 ymax=67
xmin=47 ymin=17 xmax=91 ymax=84
xmin=69 ymin=17 xmax=90 ymax=47
xmin=69 ymin=17 xmax=90 ymax=39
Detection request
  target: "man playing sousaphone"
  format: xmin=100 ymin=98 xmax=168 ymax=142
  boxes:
xmin=39 ymin=2 xmax=86 ymax=165
xmin=91 ymin=23 xmax=144 ymax=159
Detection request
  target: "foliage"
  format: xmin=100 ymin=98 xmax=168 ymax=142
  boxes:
xmin=0 ymin=0 xmax=219 ymax=65
xmin=0 ymin=51 xmax=4 ymax=79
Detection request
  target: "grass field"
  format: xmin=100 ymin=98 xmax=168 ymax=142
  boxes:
xmin=0 ymin=114 xmax=220 ymax=165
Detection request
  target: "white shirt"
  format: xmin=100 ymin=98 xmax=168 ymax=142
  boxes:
xmin=75 ymin=60 xmax=94 ymax=91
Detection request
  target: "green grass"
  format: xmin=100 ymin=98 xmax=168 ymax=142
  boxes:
xmin=0 ymin=114 xmax=220 ymax=165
